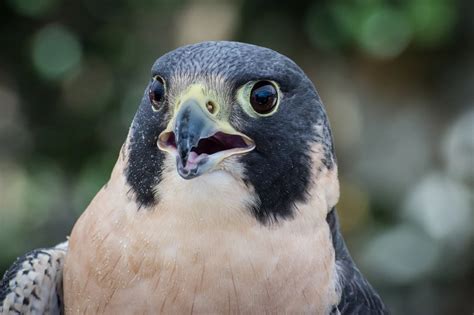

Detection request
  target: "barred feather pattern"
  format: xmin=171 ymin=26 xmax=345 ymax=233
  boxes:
xmin=0 ymin=242 xmax=67 ymax=315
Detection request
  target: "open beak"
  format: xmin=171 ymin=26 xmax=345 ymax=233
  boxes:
xmin=158 ymin=98 xmax=255 ymax=179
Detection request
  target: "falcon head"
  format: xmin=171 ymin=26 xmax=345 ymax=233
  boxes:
xmin=125 ymin=41 xmax=339 ymax=223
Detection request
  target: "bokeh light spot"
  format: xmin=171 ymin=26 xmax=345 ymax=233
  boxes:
xmin=442 ymin=109 xmax=474 ymax=185
xmin=175 ymin=1 xmax=238 ymax=46
xmin=403 ymin=172 xmax=472 ymax=247
xmin=362 ymin=224 xmax=440 ymax=284
xmin=32 ymin=24 xmax=82 ymax=80
xmin=407 ymin=0 xmax=457 ymax=47
xmin=359 ymin=7 xmax=412 ymax=59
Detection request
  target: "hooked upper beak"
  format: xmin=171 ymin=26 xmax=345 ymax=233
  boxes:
xmin=157 ymin=98 xmax=255 ymax=179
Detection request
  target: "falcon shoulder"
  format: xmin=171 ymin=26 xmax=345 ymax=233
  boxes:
xmin=0 ymin=242 xmax=68 ymax=315
xmin=327 ymin=209 xmax=388 ymax=315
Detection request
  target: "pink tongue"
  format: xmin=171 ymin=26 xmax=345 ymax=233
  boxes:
xmin=187 ymin=151 xmax=199 ymax=164
xmin=184 ymin=151 xmax=207 ymax=170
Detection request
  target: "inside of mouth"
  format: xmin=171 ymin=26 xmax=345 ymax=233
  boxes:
xmin=194 ymin=132 xmax=250 ymax=155
xmin=163 ymin=132 xmax=250 ymax=155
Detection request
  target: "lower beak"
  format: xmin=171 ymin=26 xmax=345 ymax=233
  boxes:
xmin=157 ymin=99 xmax=255 ymax=179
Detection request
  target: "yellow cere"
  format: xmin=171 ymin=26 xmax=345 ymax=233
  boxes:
xmin=166 ymin=83 xmax=247 ymax=138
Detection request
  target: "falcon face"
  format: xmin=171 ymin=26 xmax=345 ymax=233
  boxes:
xmin=126 ymin=41 xmax=336 ymax=223
xmin=3 ymin=41 xmax=387 ymax=314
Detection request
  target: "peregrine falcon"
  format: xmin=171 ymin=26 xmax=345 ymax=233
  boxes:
xmin=0 ymin=41 xmax=387 ymax=314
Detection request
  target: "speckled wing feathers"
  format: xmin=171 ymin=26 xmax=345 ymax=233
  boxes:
xmin=0 ymin=242 xmax=67 ymax=315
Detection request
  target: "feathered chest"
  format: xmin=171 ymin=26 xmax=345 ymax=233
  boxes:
xmin=63 ymin=168 xmax=339 ymax=314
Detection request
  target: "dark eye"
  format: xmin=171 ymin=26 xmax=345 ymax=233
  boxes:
xmin=149 ymin=76 xmax=165 ymax=110
xmin=250 ymin=81 xmax=278 ymax=114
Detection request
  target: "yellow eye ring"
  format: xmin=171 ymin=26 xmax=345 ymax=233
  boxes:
xmin=249 ymin=81 xmax=278 ymax=114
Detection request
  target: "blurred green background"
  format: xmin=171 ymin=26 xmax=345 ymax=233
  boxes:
xmin=0 ymin=0 xmax=472 ymax=314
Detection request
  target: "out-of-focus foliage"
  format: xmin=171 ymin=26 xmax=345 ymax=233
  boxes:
xmin=0 ymin=0 xmax=472 ymax=314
